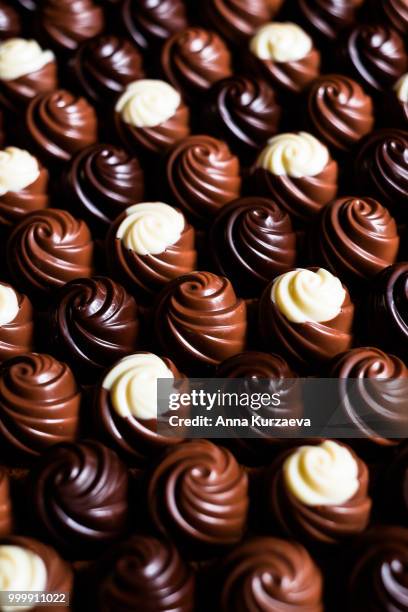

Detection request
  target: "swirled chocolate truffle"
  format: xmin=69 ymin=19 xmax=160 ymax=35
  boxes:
xmin=0 ymin=536 xmax=73 ymax=599
xmin=339 ymin=24 xmax=408 ymax=94
xmin=253 ymin=132 xmax=338 ymax=223
xmin=329 ymin=347 xmax=408 ymax=445
xmin=0 ymin=283 xmax=33 ymax=363
xmin=249 ymin=22 xmax=320 ymax=95
xmin=296 ymin=0 xmax=363 ymax=41
xmin=356 ymin=129 xmax=408 ymax=217
xmin=307 ymin=75 xmax=374 ymax=152
xmin=147 ymin=440 xmax=248 ymax=554
xmin=96 ymin=535 xmax=195 ymax=612
xmin=62 ymin=144 xmax=144 ymax=233
xmin=40 ymin=0 xmax=104 ymax=53
xmin=264 ymin=440 xmax=371 ymax=544
xmin=348 ymin=527 xmax=408 ymax=611
xmin=218 ymin=537 xmax=323 ymax=611
xmin=50 ymin=277 xmax=140 ymax=382
xmin=0 ymin=470 xmax=11 ymax=536
xmin=7 ymin=209 xmax=93 ymax=301
xmin=0 ymin=147 xmax=48 ymax=230
xmin=29 ymin=441 xmax=128 ymax=554
xmin=200 ymin=0 xmax=271 ymax=45
xmin=95 ymin=352 xmax=184 ymax=465
xmin=392 ymin=73 xmax=408 ymax=128
xmin=121 ymin=0 xmax=188 ymax=53
xmin=0 ymin=353 xmax=80 ymax=458
xmin=161 ymin=28 xmax=232 ymax=100
xmin=259 ymin=268 xmax=354 ymax=372
xmin=166 ymin=135 xmax=241 ymax=224
xmin=0 ymin=2 xmax=20 ymax=40
xmin=115 ymin=79 xmax=190 ymax=158
xmin=107 ymin=202 xmax=196 ymax=301
xmin=155 ymin=271 xmax=247 ymax=373
xmin=363 ymin=263 xmax=408 ymax=364
xmin=26 ymin=89 xmax=98 ymax=165
xmin=312 ymin=197 xmax=399 ymax=286
xmin=72 ymin=35 xmax=144 ymax=105
xmin=210 ymin=197 xmax=296 ymax=297
xmin=0 ymin=38 xmax=57 ymax=112
xmin=205 ymin=76 xmax=281 ymax=162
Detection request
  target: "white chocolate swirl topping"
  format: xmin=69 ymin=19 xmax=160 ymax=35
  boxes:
xmin=250 ymin=22 xmax=312 ymax=63
xmin=0 ymin=284 xmax=19 ymax=327
xmin=115 ymin=79 xmax=181 ymax=128
xmin=116 ymin=202 xmax=185 ymax=255
xmin=0 ymin=545 xmax=47 ymax=609
xmin=283 ymin=440 xmax=359 ymax=506
xmin=0 ymin=38 xmax=54 ymax=81
xmin=0 ymin=147 xmax=40 ymax=196
xmin=271 ymin=268 xmax=346 ymax=323
xmin=394 ymin=73 xmax=408 ymax=103
xmin=256 ymin=132 xmax=329 ymax=178
xmin=102 ymin=353 xmax=174 ymax=420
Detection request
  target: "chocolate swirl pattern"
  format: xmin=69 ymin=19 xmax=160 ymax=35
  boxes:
xmin=206 ymin=76 xmax=281 ymax=161
xmin=307 ymin=75 xmax=374 ymax=151
xmin=121 ymin=0 xmax=188 ymax=52
xmin=161 ymin=28 xmax=232 ymax=99
xmin=63 ymin=144 xmax=144 ymax=232
xmin=147 ymin=440 xmax=248 ymax=553
xmin=0 ymin=469 xmax=11 ymax=536
xmin=0 ymin=353 xmax=80 ymax=458
xmin=29 ymin=441 xmax=128 ymax=553
xmin=340 ymin=25 xmax=408 ymax=93
xmin=26 ymin=89 xmax=98 ymax=164
xmin=7 ymin=209 xmax=93 ymax=300
xmin=210 ymin=197 xmax=296 ymax=297
xmin=218 ymin=537 xmax=323 ymax=612
xmin=0 ymin=284 xmax=33 ymax=363
xmin=166 ymin=135 xmax=241 ymax=224
xmin=40 ymin=0 xmax=104 ymax=53
xmin=0 ymin=2 xmax=20 ymax=40
xmin=72 ymin=36 xmax=144 ymax=105
xmin=200 ymin=0 xmax=271 ymax=44
xmin=381 ymin=0 xmax=408 ymax=34
xmin=297 ymin=0 xmax=362 ymax=40
xmin=50 ymin=277 xmax=140 ymax=382
xmin=313 ymin=197 xmax=399 ymax=285
xmin=96 ymin=535 xmax=195 ymax=612
xmin=155 ymin=271 xmax=247 ymax=373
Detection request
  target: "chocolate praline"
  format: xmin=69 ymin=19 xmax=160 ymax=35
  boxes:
xmin=0 ymin=2 xmax=20 ymax=40
xmin=0 ymin=469 xmax=11 ymax=535
xmin=49 ymin=276 xmax=140 ymax=382
xmin=0 ymin=283 xmax=34 ymax=364
xmin=72 ymin=36 xmax=144 ymax=105
xmin=296 ymin=0 xmax=363 ymax=42
xmin=199 ymin=0 xmax=272 ymax=45
xmin=29 ymin=440 xmax=129 ymax=555
xmin=0 ymin=353 xmax=81 ymax=458
xmin=62 ymin=144 xmax=144 ymax=234
xmin=210 ymin=197 xmax=296 ymax=297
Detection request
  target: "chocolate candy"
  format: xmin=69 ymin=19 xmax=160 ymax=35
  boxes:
xmin=391 ymin=72 xmax=408 ymax=129
xmin=0 ymin=469 xmax=11 ymax=536
xmin=50 ymin=277 xmax=140 ymax=382
xmin=0 ymin=283 xmax=33 ymax=363
xmin=0 ymin=2 xmax=20 ymax=40
xmin=147 ymin=440 xmax=248 ymax=555
xmin=72 ymin=35 xmax=144 ymax=105
xmin=107 ymin=202 xmax=196 ymax=301
xmin=165 ymin=135 xmax=241 ymax=224
xmin=296 ymin=0 xmax=362 ymax=41
xmin=307 ymin=74 xmax=374 ymax=152
xmin=311 ymin=197 xmax=399 ymax=286
xmin=264 ymin=440 xmax=371 ymax=544
xmin=7 ymin=208 xmax=93 ymax=301
xmin=0 ymin=353 xmax=80 ymax=458
xmin=26 ymin=89 xmax=98 ymax=165
xmin=210 ymin=197 xmax=296 ymax=297
xmin=95 ymin=535 xmax=195 ymax=612
xmin=155 ymin=271 xmax=247 ymax=373
xmin=200 ymin=0 xmax=272 ymax=45
xmin=29 ymin=441 xmax=128 ymax=554
xmin=40 ymin=0 xmax=105 ymax=53
xmin=62 ymin=144 xmax=144 ymax=233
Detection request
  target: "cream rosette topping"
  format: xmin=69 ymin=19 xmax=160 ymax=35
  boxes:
xmin=102 ymin=353 xmax=174 ymax=420
xmin=0 ymin=38 xmax=54 ymax=81
xmin=0 ymin=545 xmax=47 ymax=600
xmin=257 ymin=132 xmax=329 ymax=178
xmin=116 ymin=202 xmax=184 ymax=255
xmin=395 ymin=73 xmax=408 ymax=103
xmin=250 ymin=22 xmax=312 ymax=63
xmin=115 ymin=79 xmax=181 ymax=128
xmin=271 ymin=268 xmax=345 ymax=323
xmin=0 ymin=147 xmax=40 ymax=196
xmin=283 ymin=440 xmax=359 ymax=506
xmin=0 ymin=284 xmax=19 ymax=327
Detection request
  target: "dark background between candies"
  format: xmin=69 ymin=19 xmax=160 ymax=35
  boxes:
xmin=0 ymin=0 xmax=407 ymax=611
